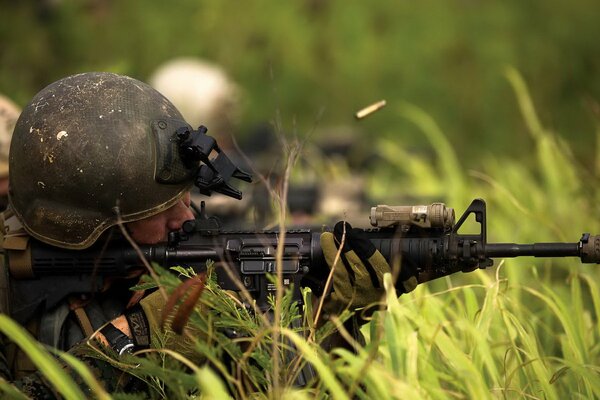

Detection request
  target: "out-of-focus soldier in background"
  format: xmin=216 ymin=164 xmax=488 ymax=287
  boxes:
xmin=0 ymin=95 xmax=20 ymax=210
xmin=257 ymin=124 xmax=371 ymax=229
xmin=311 ymin=125 xmax=371 ymax=227
xmin=148 ymin=58 xmax=241 ymax=135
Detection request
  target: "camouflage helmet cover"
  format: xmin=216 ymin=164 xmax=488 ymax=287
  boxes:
xmin=0 ymin=95 xmax=21 ymax=178
xmin=9 ymin=72 xmax=194 ymax=249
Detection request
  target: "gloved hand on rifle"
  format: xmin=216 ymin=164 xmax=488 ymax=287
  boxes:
xmin=319 ymin=221 xmax=418 ymax=316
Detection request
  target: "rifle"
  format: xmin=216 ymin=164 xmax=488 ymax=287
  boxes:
xmin=4 ymin=124 xmax=600 ymax=320
xmin=5 ymin=198 xmax=599 ymax=325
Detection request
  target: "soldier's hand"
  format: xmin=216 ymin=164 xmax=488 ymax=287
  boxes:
xmin=136 ymin=276 xmax=206 ymax=362
xmin=97 ymin=275 xmax=207 ymax=362
xmin=319 ymin=221 xmax=418 ymax=316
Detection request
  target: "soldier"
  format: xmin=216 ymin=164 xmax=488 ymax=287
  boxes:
xmin=0 ymin=95 xmax=20 ymax=211
xmin=0 ymin=72 xmax=197 ymax=396
xmin=0 ymin=72 xmax=416 ymax=398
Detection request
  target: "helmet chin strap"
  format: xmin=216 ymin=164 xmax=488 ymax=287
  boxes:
xmin=176 ymin=125 xmax=252 ymax=200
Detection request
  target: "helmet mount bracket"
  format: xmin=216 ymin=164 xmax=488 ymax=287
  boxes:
xmin=176 ymin=125 xmax=252 ymax=200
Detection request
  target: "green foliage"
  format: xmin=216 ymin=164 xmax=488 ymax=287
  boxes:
xmin=0 ymin=314 xmax=103 ymax=399
xmin=359 ymin=69 xmax=600 ymax=398
xmin=1 ymin=1 xmax=598 ymax=166
xmin=365 ymin=269 xmax=600 ymax=399
xmin=120 ymin=263 xmax=326 ymax=397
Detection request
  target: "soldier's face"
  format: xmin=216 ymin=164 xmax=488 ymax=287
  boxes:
xmin=126 ymin=191 xmax=194 ymax=244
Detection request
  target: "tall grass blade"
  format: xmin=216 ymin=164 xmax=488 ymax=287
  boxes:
xmin=195 ymin=366 xmax=234 ymax=399
xmin=0 ymin=314 xmax=87 ymax=399
xmin=58 ymin=351 xmax=111 ymax=400
xmin=396 ymin=102 xmax=466 ymax=205
xmin=0 ymin=379 xmax=29 ymax=400
xmin=281 ymin=328 xmax=349 ymax=400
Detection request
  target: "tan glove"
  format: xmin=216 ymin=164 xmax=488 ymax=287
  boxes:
xmin=135 ymin=274 xmax=207 ymax=363
xmin=320 ymin=221 xmax=418 ymax=315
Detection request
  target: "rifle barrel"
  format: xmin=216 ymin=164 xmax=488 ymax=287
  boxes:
xmin=485 ymin=242 xmax=580 ymax=258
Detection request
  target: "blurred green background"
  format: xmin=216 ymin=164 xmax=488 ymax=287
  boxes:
xmin=1 ymin=0 xmax=598 ymax=171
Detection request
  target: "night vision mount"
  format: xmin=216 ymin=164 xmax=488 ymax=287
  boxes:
xmin=176 ymin=125 xmax=252 ymax=199
xmin=154 ymin=120 xmax=252 ymax=200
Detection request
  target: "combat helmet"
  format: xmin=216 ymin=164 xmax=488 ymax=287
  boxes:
xmin=9 ymin=72 xmax=196 ymax=249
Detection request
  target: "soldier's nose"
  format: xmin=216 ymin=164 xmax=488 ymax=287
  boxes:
xmin=167 ymin=198 xmax=194 ymax=231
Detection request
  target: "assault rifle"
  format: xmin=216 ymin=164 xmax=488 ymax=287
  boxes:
xmin=4 ymin=124 xmax=600 ymax=320
xmin=6 ymin=198 xmax=600 ymax=324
